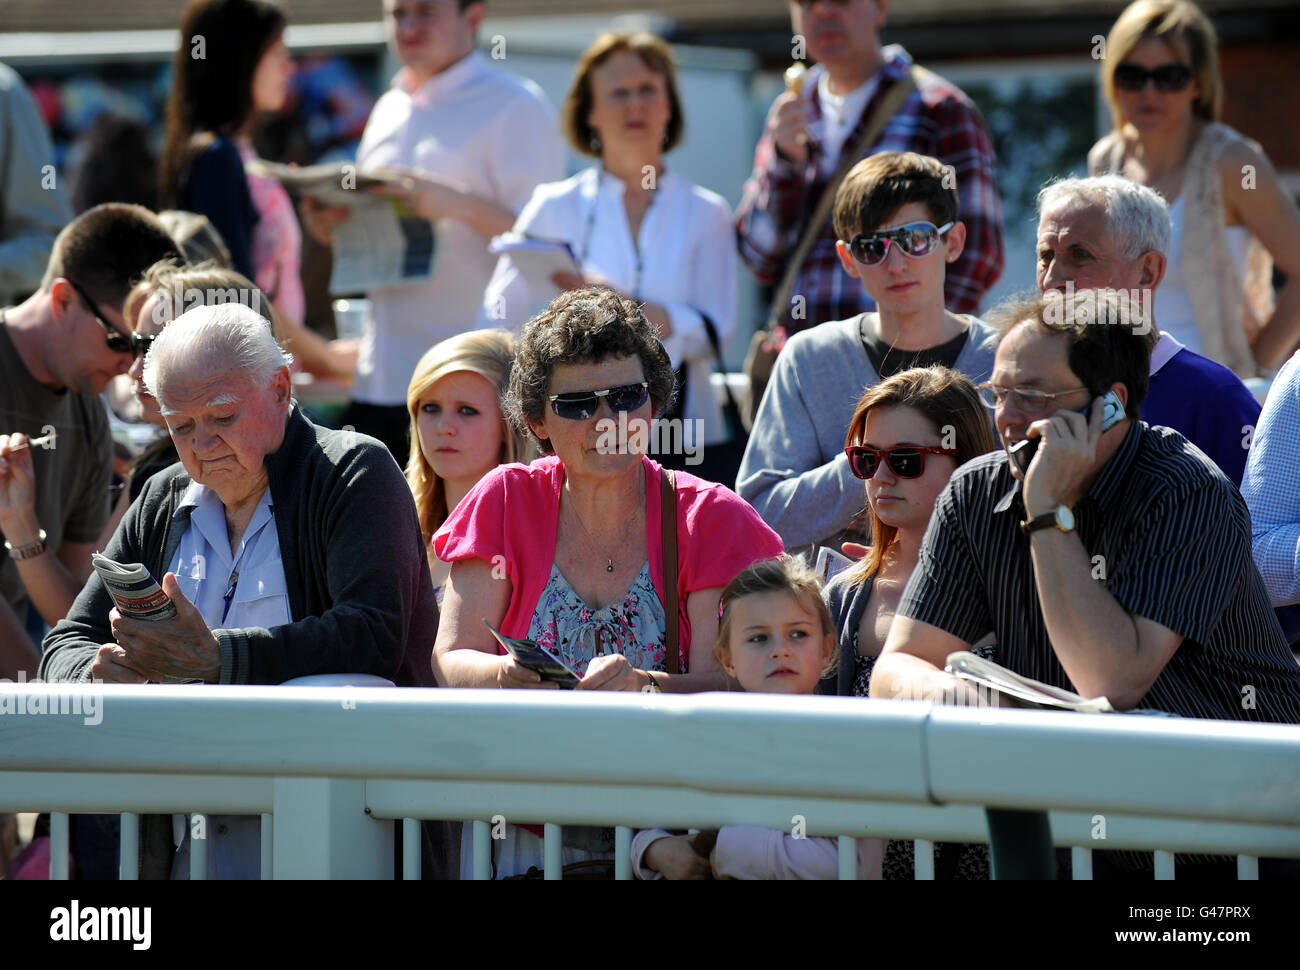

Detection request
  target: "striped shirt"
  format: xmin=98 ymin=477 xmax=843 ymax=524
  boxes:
xmin=899 ymin=421 xmax=1300 ymax=724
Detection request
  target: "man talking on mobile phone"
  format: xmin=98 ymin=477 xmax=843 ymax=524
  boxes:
xmin=871 ymin=287 xmax=1300 ymax=718
xmin=870 ymin=287 xmax=1300 ymax=875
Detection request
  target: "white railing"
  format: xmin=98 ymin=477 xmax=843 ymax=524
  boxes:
xmin=2 ymin=684 xmax=1298 ymax=880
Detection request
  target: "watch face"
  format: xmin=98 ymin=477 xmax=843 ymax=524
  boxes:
xmin=1056 ymin=505 xmax=1075 ymax=532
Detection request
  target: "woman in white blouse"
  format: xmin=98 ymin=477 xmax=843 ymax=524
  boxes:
xmin=480 ymin=31 xmax=737 ymax=459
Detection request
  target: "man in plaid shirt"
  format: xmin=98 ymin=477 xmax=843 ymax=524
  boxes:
xmin=737 ymin=0 xmax=1004 ymax=340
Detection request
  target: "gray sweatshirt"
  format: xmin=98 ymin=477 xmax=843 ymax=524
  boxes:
xmin=737 ymin=314 xmax=998 ymax=550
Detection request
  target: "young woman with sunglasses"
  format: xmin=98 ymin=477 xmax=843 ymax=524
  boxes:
xmin=824 ymin=365 xmax=997 ymax=698
xmin=826 ymin=365 xmax=997 ymax=879
xmin=1089 ymin=0 xmax=1300 ymax=376
xmin=432 ymin=287 xmax=781 ymax=877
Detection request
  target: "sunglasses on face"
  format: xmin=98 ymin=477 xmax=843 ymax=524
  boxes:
xmin=977 ymin=381 xmax=1089 ymax=415
xmin=845 ymin=444 xmax=958 ymax=480
xmin=547 ymin=381 xmax=649 ymax=421
xmin=1114 ymin=62 xmax=1193 ymax=92
xmin=846 ymin=221 xmax=954 ymax=266
xmin=65 ymin=278 xmax=144 ymax=357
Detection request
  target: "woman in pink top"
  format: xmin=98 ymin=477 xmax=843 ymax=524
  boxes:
xmin=433 ymin=287 xmax=783 ymax=693
xmin=434 ymin=287 xmax=781 ymax=877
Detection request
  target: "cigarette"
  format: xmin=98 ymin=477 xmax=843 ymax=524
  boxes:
xmin=6 ymin=433 xmax=54 ymax=452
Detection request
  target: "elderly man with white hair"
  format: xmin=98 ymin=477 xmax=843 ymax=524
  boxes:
xmin=40 ymin=302 xmax=440 ymax=877
xmin=43 ymin=301 xmax=438 ymax=688
xmin=1034 ymin=174 xmax=1262 ymax=488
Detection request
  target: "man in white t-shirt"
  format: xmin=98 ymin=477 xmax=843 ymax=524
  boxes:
xmin=307 ymin=0 xmax=563 ymax=458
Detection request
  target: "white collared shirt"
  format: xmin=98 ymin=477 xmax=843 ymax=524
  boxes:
xmin=478 ymin=167 xmax=738 ymax=444
xmin=352 ymin=51 xmax=564 ymax=406
xmin=169 ymin=481 xmax=290 ymax=632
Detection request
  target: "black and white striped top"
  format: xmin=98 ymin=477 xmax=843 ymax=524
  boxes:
xmin=899 ymin=422 xmax=1300 ymax=723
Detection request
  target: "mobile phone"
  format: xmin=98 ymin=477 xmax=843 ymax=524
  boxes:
xmin=1008 ymin=389 xmax=1124 ymax=476
xmin=482 ymin=617 xmax=581 ymax=689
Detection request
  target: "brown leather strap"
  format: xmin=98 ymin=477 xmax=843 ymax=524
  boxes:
xmin=660 ymin=468 xmax=680 ymax=675
xmin=766 ymin=68 xmax=920 ymax=329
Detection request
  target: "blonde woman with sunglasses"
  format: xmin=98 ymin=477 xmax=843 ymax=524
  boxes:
xmin=1089 ymin=0 xmax=1300 ymax=377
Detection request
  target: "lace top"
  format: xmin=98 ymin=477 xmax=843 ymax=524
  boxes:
xmin=527 ymin=562 xmax=667 ymax=676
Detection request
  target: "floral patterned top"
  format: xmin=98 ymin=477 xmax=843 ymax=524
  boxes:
xmin=527 ymin=562 xmax=667 ymax=676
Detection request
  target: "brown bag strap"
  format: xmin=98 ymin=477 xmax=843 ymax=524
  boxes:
xmin=766 ymin=68 xmax=920 ymax=328
xmin=660 ymin=468 xmax=680 ymax=675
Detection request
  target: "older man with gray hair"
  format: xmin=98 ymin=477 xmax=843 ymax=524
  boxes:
xmin=43 ymin=302 xmax=438 ymax=687
xmin=40 ymin=303 xmax=441 ymax=877
xmin=1035 ymin=174 xmax=1261 ymax=487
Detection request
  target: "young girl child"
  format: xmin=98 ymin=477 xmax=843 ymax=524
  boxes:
xmin=631 ymin=555 xmax=883 ymax=879
xmin=405 ymin=329 xmax=531 ymax=602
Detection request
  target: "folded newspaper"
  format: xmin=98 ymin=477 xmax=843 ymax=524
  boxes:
xmin=487 ymin=233 xmax=581 ymax=306
xmin=92 ymin=554 xmax=201 ymax=684
xmin=944 ymin=651 xmax=1115 ymax=712
xmin=246 ymin=159 xmax=436 ymax=294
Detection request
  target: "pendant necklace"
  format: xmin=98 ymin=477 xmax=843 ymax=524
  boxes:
xmin=566 ymin=491 xmax=636 ymax=573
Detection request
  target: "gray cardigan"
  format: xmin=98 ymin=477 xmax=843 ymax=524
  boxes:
xmin=40 ymin=405 xmax=438 ymax=685
xmin=737 ymin=314 xmax=997 ymax=551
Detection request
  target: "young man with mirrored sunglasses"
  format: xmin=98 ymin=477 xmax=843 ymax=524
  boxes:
xmin=738 ymin=151 xmax=998 ymax=556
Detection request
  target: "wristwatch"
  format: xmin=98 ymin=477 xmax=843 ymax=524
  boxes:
xmin=1020 ymin=505 xmax=1075 ymax=536
xmin=4 ymin=528 xmax=47 ymax=561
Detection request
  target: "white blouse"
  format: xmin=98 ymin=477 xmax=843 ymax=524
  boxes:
xmin=479 ymin=166 xmax=737 ymax=445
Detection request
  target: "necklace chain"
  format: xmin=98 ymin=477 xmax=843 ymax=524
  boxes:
xmin=564 ymin=488 xmax=640 ymax=574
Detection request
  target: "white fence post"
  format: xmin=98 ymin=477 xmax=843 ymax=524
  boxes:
xmin=272 ymin=777 xmax=392 ymax=878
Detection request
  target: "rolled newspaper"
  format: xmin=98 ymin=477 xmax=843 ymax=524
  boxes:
xmin=91 ymin=552 xmax=177 ymax=621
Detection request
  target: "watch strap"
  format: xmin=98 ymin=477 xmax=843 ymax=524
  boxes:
xmin=5 ymin=528 xmax=48 ymax=561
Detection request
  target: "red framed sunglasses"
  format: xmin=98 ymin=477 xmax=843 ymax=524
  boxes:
xmin=845 ymin=444 xmax=958 ymax=480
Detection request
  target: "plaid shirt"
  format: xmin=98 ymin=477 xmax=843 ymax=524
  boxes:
xmin=736 ymin=45 xmax=1004 ymax=334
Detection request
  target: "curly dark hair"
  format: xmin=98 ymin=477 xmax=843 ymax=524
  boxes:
xmin=505 ymin=287 xmax=677 ymax=454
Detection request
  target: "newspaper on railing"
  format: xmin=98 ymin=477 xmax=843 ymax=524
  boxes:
xmin=246 ymin=159 xmax=436 ymax=294
xmin=91 ymin=553 xmax=176 ymax=622
xmin=945 ymin=651 xmax=1115 ymax=713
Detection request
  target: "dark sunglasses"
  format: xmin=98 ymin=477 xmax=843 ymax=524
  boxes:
xmin=1114 ymin=62 xmax=1193 ymax=93
xmin=66 ymin=278 xmax=145 ymax=357
xmin=845 ymin=444 xmax=958 ymax=480
xmin=846 ymin=221 xmax=954 ymax=266
xmin=547 ymin=381 xmax=649 ymax=421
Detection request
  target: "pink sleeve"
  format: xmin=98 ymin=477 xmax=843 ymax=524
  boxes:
xmin=677 ymin=475 xmax=785 ymax=593
xmin=432 ymin=458 xmax=562 ymax=639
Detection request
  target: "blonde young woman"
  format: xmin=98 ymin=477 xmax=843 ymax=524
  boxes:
xmin=1089 ymin=0 xmax=1300 ymax=376
xmin=406 ymin=329 xmax=530 ymax=602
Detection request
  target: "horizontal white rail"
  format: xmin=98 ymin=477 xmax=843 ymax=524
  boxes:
xmin=2 ymin=685 xmax=1298 ymax=878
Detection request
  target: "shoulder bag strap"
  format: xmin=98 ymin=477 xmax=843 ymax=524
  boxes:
xmin=660 ymin=468 xmax=680 ymax=675
xmin=766 ymin=67 xmax=920 ymax=327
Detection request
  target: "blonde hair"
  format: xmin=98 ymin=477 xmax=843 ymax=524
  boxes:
xmin=125 ymin=260 xmax=275 ymax=335
xmin=1102 ymin=0 xmax=1222 ymax=131
xmin=713 ymin=556 xmax=839 ymax=681
xmin=405 ymin=329 xmax=528 ymax=545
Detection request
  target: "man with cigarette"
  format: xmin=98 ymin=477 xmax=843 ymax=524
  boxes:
xmin=736 ymin=0 xmax=1003 ymax=354
xmin=0 ymin=203 xmax=176 ymax=673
